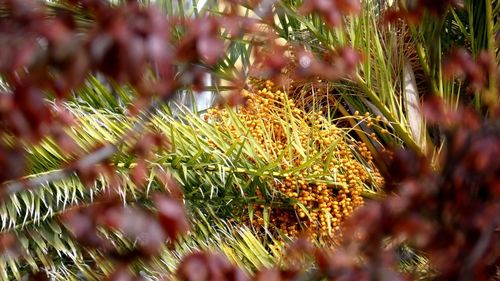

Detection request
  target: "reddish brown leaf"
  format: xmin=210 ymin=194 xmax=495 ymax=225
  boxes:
xmin=153 ymin=193 xmax=190 ymax=241
xmin=61 ymin=207 xmax=110 ymax=250
xmin=300 ymin=0 xmax=361 ymax=27
xmin=177 ymin=252 xmax=249 ymax=281
xmin=0 ymin=233 xmax=20 ymax=258
xmin=253 ymin=268 xmax=282 ymax=281
xmin=130 ymin=158 xmax=148 ymax=188
xmin=177 ymin=252 xmax=210 ymax=281
xmin=0 ymin=144 xmax=26 ymax=185
xmin=100 ymin=205 xmax=167 ymax=256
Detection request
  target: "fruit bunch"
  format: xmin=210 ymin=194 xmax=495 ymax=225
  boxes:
xmin=205 ymin=80 xmax=383 ymax=238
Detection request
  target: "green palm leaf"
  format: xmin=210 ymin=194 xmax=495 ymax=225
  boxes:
xmin=1 ymin=74 xmax=381 ymax=279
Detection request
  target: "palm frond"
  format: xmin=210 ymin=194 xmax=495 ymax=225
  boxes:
xmin=1 ymin=74 xmax=382 ymax=279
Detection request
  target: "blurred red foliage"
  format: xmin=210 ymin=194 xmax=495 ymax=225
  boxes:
xmin=0 ymin=0 xmax=499 ymax=280
xmin=300 ymin=0 xmax=361 ymax=27
xmin=383 ymin=0 xmax=460 ymax=24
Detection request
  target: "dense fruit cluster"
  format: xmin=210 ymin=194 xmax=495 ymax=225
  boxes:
xmin=206 ymin=80 xmax=383 ymax=238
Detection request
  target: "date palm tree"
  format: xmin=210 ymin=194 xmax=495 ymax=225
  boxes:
xmin=0 ymin=0 xmax=497 ymax=280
